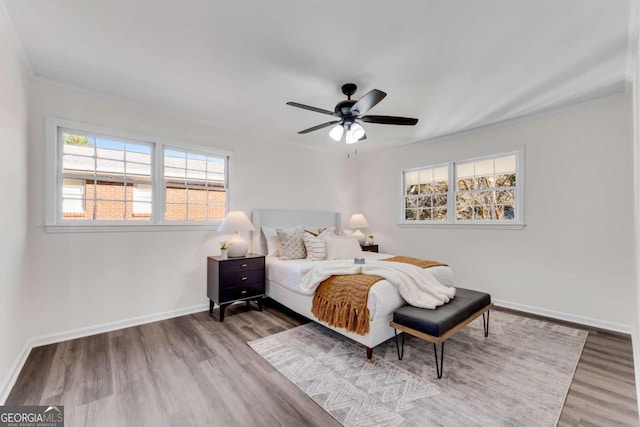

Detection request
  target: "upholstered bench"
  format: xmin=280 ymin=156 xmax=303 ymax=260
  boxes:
xmin=390 ymin=288 xmax=493 ymax=378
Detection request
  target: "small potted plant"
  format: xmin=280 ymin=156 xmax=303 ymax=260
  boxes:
xmin=366 ymin=234 xmax=374 ymax=245
xmin=220 ymin=241 xmax=231 ymax=259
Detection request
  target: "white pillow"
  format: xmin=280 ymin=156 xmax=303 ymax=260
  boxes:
xmin=325 ymin=236 xmax=363 ymax=260
xmin=302 ymin=229 xmax=332 ymax=261
xmin=276 ymin=227 xmax=307 ymax=260
xmin=261 ymin=226 xmax=282 ymax=256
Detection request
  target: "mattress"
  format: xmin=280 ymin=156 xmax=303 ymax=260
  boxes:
xmin=266 ymin=252 xmax=455 ymax=321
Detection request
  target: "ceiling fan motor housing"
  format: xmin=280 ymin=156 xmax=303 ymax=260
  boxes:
xmin=335 ymin=99 xmax=357 ymax=116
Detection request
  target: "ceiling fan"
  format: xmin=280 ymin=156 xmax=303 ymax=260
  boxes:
xmin=286 ymin=83 xmax=419 ymax=144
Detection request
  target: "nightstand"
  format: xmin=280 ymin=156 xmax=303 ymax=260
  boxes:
xmin=207 ymin=253 xmax=265 ymax=321
xmin=361 ymin=244 xmax=379 ymax=253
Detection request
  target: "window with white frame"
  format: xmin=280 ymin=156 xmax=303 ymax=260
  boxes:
xmin=402 ymin=150 xmax=523 ymax=225
xmin=48 ymin=119 xmax=229 ymax=229
xmin=163 ymin=148 xmax=227 ymax=222
xmin=404 ymin=165 xmax=449 ymax=222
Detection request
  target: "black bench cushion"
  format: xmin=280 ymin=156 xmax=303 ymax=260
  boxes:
xmin=393 ymin=287 xmax=491 ymax=337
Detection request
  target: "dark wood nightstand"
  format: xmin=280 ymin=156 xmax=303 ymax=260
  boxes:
xmin=207 ymin=253 xmax=265 ymax=321
xmin=361 ymin=244 xmax=379 ymax=253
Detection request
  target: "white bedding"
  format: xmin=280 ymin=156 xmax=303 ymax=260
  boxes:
xmin=266 ymin=252 xmax=455 ymax=321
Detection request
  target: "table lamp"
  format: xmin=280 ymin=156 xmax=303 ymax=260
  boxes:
xmin=217 ymin=211 xmax=255 ymax=257
xmin=347 ymin=213 xmax=369 ymax=245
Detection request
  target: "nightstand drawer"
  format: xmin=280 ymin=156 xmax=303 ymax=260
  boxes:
xmin=220 ymin=269 xmax=265 ymax=288
xmin=220 ymin=283 xmax=264 ymax=302
xmin=219 ymin=257 xmax=265 ymax=274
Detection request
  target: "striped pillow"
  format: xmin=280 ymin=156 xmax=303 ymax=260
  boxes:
xmin=302 ymin=229 xmax=332 ymax=261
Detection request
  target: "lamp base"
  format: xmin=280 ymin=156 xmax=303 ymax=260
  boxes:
xmin=227 ymin=233 xmax=249 ymax=257
xmin=352 ymin=229 xmax=366 ymax=245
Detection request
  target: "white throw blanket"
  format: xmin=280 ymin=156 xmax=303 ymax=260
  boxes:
xmin=301 ymin=260 xmax=456 ymax=309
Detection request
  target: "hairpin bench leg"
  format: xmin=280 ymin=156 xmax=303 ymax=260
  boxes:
xmin=394 ymin=329 xmax=405 ymax=360
xmin=483 ymin=310 xmax=490 ymax=337
xmin=433 ymin=342 xmax=445 ymax=379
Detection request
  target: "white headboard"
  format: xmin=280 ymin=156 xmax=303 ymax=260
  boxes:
xmin=251 ymin=209 xmax=341 ymax=255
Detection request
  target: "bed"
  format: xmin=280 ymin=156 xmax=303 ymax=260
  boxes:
xmin=251 ymin=209 xmax=455 ymax=359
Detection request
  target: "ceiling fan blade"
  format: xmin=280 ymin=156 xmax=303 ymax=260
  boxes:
xmin=361 ymin=115 xmax=419 ymax=125
xmin=298 ymin=121 xmax=340 ymax=134
xmin=350 ymin=89 xmax=387 ymax=115
xmin=287 ymin=102 xmax=336 ymax=116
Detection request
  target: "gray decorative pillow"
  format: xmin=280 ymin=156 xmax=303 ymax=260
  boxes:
xmin=276 ymin=227 xmax=307 ymax=260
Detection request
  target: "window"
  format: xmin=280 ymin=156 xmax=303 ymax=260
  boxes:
xmin=402 ymin=149 xmax=523 ymax=226
xmin=47 ymin=118 xmax=229 ymax=230
xmin=404 ymin=165 xmax=449 ymax=222
xmin=60 ymin=128 xmax=153 ymax=221
xmin=164 ymin=148 xmax=227 ymax=222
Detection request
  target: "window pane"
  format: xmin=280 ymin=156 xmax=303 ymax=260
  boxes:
xmin=166 ymin=203 xmax=186 ymax=221
xmin=405 ymin=197 xmax=417 ymax=209
xmin=207 ymin=189 xmax=226 ymax=206
xmin=475 ymin=176 xmax=493 ymax=189
xmin=495 ymin=155 xmax=516 ymax=174
xmin=457 ymin=177 xmax=473 ymax=191
xmin=419 ymin=183 xmax=433 ymax=194
xmin=456 ymin=205 xmax=473 ymax=220
xmin=456 ymin=162 xmax=474 ymax=178
xmin=62 ymin=133 xmax=94 ymax=153
xmin=96 ymin=159 xmax=125 ymax=175
xmin=405 ymin=209 xmax=417 ymax=221
xmin=126 ymin=163 xmax=151 ymax=180
xmin=433 ymin=195 xmax=447 ymax=208
xmin=63 ymin=154 xmax=95 ymax=176
xmin=434 ymin=180 xmax=448 ymax=193
xmin=95 ymin=200 xmax=125 ymax=220
xmin=166 ymin=187 xmax=187 ymax=203
xmin=95 ymin=182 xmax=125 ymax=201
xmin=417 ymin=196 xmax=431 ymax=208
xmin=207 ymin=204 xmax=226 ymax=221
xmin=418 ymin=209 xmax=431 ymax=220
xmin=433 ymin=207 xmax=447 ymax=221
xmin=496 ymin=173 xmax=516 ymax=187
xmin=187 ymin=153 xmax=207 ymax=171
xmin=187 ymin=204 xmax=207 ymax=221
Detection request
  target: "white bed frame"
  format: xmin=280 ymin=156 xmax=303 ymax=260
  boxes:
xmin=251 ymin=209 xmax=396 ymax=358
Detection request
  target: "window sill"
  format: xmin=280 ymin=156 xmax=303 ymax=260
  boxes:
xmin=397 ymin=222 xmax=526 ymax=230
xmin=44 ymin=224 xmax=221 ymax=233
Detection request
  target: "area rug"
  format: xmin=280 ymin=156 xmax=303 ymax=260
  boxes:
xmin=248 ymin=311 xmax=587 ymax=427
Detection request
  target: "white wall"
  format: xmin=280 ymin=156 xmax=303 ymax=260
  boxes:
xmin=359 ymin=96 xmax=635 ymax=329
xmin=0 ymin=12 xmax=29 ymax=401
xmin=25 ymin=80 xmax=359 ymax=339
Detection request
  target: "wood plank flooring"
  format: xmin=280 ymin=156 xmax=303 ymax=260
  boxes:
xmin=7 ymin=302 xmax=639 ymax=426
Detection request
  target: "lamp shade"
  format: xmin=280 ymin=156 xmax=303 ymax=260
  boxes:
xmin=347 ymin=213 xmax=369 ymax=229
xmin=217 ymin=211 xmax=255 ymax=233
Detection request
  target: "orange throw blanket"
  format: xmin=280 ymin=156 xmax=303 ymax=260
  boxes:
xmin=311 ymin=257 xmax=448 ymax=335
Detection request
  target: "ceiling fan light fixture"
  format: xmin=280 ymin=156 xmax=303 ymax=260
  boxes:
xmin=351 ymin=123 xmax=365 ymax=140
xmin=329 ymin=124 xmax=344 ymax=141
xmin=346 ymin=129 xmax=361 ymax=144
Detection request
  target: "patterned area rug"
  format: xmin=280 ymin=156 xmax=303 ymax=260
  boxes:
xmin=248 ymin=311 xmax=587 ymax=427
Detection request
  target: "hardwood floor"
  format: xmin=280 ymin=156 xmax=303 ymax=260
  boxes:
xmin=7 ymin=302 xmax=639 ymax=426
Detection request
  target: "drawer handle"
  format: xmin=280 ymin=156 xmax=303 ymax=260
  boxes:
xmin=241 ymin=264 xmax=248 ymax=268
xmin=241 ymin=290 xmax=247 ymax=294
xmin=241 ymin=277 xmax=248 ymax=281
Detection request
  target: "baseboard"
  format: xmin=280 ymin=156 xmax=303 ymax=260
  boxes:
xmin=494 ymin=299 xmax=633 ymax=334
xmin=0 ymin=342 xmax=33 ymax=405
xmin=632 ymin=328 xmax=640 ymax=409
xmin=0 ymin=303 xmax=208 ymax=404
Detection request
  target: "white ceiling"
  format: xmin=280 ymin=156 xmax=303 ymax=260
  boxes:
xmin=3 ymin=0 xmax=634 ymax=153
